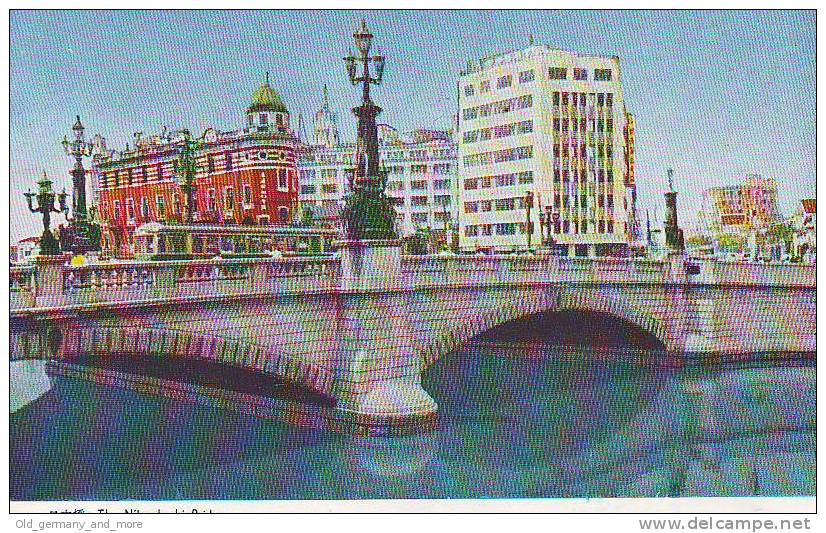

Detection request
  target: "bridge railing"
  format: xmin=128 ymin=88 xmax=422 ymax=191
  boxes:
xmin=10 ymin=265 xmax=36 ymax=308
xmin=400 ymin=254 xmax=670 ymax=287
xmin=690 ymin=259 xmax=816 ymax=288
xmin=14 ymin=256 xmax=342 ymax=310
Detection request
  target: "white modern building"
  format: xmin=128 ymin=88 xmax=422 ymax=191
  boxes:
xmin=297 ymin=89 xmax=458 ymax=240
xmin=458 ymin=44 xmax=637 ymax=256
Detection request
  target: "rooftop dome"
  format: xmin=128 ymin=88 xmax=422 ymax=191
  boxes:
xmin=248 ymin=72 xmax=288 ymax=114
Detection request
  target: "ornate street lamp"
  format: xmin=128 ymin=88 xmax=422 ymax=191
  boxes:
xmin=61 ymin=116 xmax=93 ymax=223
xmin=175 ymin=129 xmax=203 ymax=225
xmin=61 ymin=115 xmax=100 ymax=253
xmin=24 ymin=172 xmax=68 ymax=256
xmin=340 ymin=20 xmax=396 ymax=241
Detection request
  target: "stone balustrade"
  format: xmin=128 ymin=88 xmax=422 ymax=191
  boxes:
xmin=10 ymin=252 xmax=815 ymax=312
xmin=12 ymin=256 xmax=342 ymax=311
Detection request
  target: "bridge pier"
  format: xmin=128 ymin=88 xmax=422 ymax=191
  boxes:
xmin=339 ymin=377 xmax=438 ymax=434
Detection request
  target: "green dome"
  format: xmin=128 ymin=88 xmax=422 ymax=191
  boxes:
xmin=248 ymin=73 xmax=288 ymax=113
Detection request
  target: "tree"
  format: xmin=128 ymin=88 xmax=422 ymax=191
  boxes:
xmin=300 ymin=205 xmax=315 ymax=227
xmin=686 ymin=234 xmax=712 ymax=248
xmin=766 ymin=222 xmax=795 ymax=250
xmin=716 ymin=232 xmax=746 ymax=252
xmin=341 ymin=187 xmax=397 ymax=241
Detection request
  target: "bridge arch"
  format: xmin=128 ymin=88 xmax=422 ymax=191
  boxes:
xmin=10 ymin=324 xmax=336 ymax=397
xmin=417 ymin=288 xmax=671 ymax=369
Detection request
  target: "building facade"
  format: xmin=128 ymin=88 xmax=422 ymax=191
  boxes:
xmin=298 ymin=90 xmax=458 ymax=240
xmin=701 ymin=175 xmax=781 ymax=236
xmin=791 ymin=198 xmax=816 ymax=263
xmin=93 ymin=76 xmax=300 ymax=257
xmin=457 ymin=45 xmax=636 ymax=256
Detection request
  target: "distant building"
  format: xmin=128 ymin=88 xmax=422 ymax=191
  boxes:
xmin=701 ymin=175 xmax=781 ymax=236
xmin=15 ymin=236 xmax=40 ymax=263
xmin=297 ymin=89 xmax=458 ymax=240
xmin=92 ymin=75 xmax=300 ymax=257
xmin=457 ymin=44 xmax=637 ymax=255
xmin=791 ymin=198 xmax=816 ymax=263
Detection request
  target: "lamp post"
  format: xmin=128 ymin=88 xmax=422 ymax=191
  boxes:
xmin=24 ymin=172 xmax=68 ymax=256
xmin=61 ymin=116 xmax=93 ymax=223
xmin=341 ymin=19 xmax=396 ymax=241
xmin=61 ymin=115 xmax=98 ymax=253
xmin=175 ymin=129 xmax=202 ymax=225
xmin=524 ymin=189 xmax=534 ymax=250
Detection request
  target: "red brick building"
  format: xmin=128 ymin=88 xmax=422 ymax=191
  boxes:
xmin=94 ymin=75 xmax=299 ymax=257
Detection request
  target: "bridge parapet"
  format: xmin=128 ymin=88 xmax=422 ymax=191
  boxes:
xmin=12 ymin=256 xmax=342 ymax=310
xmin=690 ymin=259 xmax=816 ymax=288
xmin=10 ymin=265 xmax=36 ymax=308
xmin=10 ymin=253 xmax=815 ymax=313
xmin=401 ymin=255 xmax=670 ymax=287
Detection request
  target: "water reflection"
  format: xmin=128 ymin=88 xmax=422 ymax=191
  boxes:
xmin=346 ymin=433 xmax=438 ymax=478
xmin=10 ymin=343 xmax=815 ymax=500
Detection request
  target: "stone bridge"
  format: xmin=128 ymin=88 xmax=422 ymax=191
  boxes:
xmin=9 ymin=243 xmax=816 ymax=427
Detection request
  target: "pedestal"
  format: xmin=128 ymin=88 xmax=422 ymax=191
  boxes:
xmin=337 ymin=239 xmax=402 ymax=291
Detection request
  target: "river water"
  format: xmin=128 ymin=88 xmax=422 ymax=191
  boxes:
xmin=10 ymin=343 xmax=815 ymax=500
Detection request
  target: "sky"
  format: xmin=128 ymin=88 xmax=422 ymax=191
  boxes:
xmin=9 ymin=10 xmax=816 ymax=241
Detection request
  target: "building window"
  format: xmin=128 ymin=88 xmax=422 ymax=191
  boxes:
xmin=518 ymin=70 xmax=535 ymax=84
xmin=207 ymin=189 xmax=217 ymax=212
xmin=260 ymin=114 xmax=268 ymax=126
xmin=574 ymin=68 xmax=588 ymax=81
xmin=278 ymin=206 xmax=289 ymax=222
xmin=173 ymin=194 xmax=181 ymax=215
xmin=412 ymin=213 xmax=428 ymax=224
xmin=410 ymin=164 xmax=427 ymax=174
xmin=464 ymin=201 xmax=479 ymax=213
xmin=434 ymin=179 xmax=449 ymax=190
xmin=497 ymin=75 xmax=512 ymax=89
xmin=549 ymin=67 xmax=567 ymax=80
xmin=301 ymin=184 xmax=316 ymax=195
xmin=411 ymin=196 xmax=428 ymax=206
xmin=495 ymin=198 xmax=516 ymax=211
xmin=140 ymin=197 xmax=149 ymax=218
xmin=480 ymin=80 xmax=491 ymax=93
xmin=594 ymin=69 xmax=613 ymax=81
xmin=518 ymin=171 xmax=534 ymax=184
xmin=225 ymin=153 xmax=233 ymax=172
xmin=113 ymin=200 xmax=121 ymax=221
xmin=225 ymin=187 xmax=235 ymax=211
xmin=464 ymin=85 xmax=474 ymax=97
xmin=411 ymin=180 xmax=427 ymax=191
xmin=278 ymin=169 xmax=288 ymax=189
xmin=207 ymin=156 xmax=215 ymax=174
xmin=433 ymin=163 xmax=451 ymax=174
xmin=465 ymin=225 xmax=478 ymax=237
xmin=322 ymin=183 xmax=338 ymax=194
xmin=259 ymin=151 xmax=267 ymax=160
xmin=435 ymin=195 xmax=450 ymax=206
xmin=480 ymin=200 xmax=492 ymax=212
xmin=156 ymin=196 xmax=166 ymax=218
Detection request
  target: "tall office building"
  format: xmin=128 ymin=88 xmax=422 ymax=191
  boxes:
xmin=458 ymin=44 xmax=636 ymax=256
